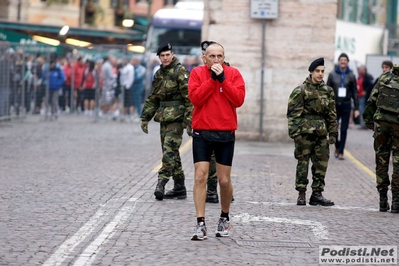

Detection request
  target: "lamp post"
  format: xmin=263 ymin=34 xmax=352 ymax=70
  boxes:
xmin=146 ymin=0 xmax=152 ymax=31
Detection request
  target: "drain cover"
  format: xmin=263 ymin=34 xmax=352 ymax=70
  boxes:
xmin=236 ymin=240 xmax=312 ymax=248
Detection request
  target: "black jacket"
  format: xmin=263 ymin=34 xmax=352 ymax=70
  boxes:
xmin=361 ymin=73 xmax=374 ymax=100
xmin=327 ymin=65 xmax=359 ymax=110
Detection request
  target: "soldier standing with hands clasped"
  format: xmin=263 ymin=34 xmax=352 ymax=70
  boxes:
xmin=140 ymin=42 xmax=193 ymax=201
xmin=287 ymin=58 xmax=337 ymax=206
xmin=363 ymin=64 xmax=399 ymax=213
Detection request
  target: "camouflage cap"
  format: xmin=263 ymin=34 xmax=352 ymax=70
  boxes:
xmin=308 ymin=57 xmax=324 ymax=72
xmin=157 ymin=42 xmax=172 ymax=56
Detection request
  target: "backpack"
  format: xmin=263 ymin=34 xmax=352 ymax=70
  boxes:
xmin=376 ymin=73 xmax=399 ymax=114
xmin=174 ymin=64 xmax=183 ymax=82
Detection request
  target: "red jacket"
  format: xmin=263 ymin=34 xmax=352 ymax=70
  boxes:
xmin=63 ymin=63 xmax=72 ymax=86
xmin=73 ymin=62 xmax=86 ymax=89
xmin=188 ymin=64 xmax=245 ymax=131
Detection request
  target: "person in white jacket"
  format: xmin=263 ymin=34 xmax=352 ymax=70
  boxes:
xmin=120 ymin=56 xmax=135 ymax=120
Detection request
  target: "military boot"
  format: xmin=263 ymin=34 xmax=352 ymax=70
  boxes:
xmin=392 ymin=196 xmax=399 ymax=213
xmin=379 ymin=189 xmax=390 ymax=212
xmin=164 ymin=179 xmax=187 ymax=199
xmin=297 ymin=191 xmax=306 ymax=206
xmin=206 ymin=189 xmax=219 ymax=203
xmin=309 ymin=191 xmax=334 ymax=206
xmin=154 ymin=179 xmax=167 ymax=201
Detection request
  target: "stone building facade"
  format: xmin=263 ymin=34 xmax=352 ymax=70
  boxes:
xmin=203 ymin=0 xmax=337 ymax=141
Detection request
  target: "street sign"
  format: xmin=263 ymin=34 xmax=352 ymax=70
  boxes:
xmin=250 ymin=0 xmax=279 ymax=19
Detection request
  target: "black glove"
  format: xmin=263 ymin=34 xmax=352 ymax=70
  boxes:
xmin=216 ymin=71 xmax=225 ymax=83
xmin=210 ymin=70 xmax=217 ymax=80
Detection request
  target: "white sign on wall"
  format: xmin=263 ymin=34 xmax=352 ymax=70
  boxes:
xmin=334 ymin=20 xmax=387 ymax=65
xmin=250 ymin=0 xmax=279 ymax=19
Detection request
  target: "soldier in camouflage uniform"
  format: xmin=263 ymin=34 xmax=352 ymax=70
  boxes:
xmin=363 ymin=64 xmax=399 ymax=213
xmin=140 ymin=43 xmax=193 ymax=201
xmin=287 ymin=58 xmax=337 ymax=206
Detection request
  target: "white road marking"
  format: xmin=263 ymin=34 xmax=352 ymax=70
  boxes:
xmin=246 ymin=201 xmax=377 ymax=212
xmin=42 ymin=206 xmax=108 ymax=266
xmin=73 ymin=197 xmax=139 ymax=266
xmin=42 ymin=197 xmax=138 ymax=266
xmin=233 ymin=213 xmax=329 ymax=240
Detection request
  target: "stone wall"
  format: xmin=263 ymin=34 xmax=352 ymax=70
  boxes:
xmin=203 ymin=0 xmax=337 ymax=141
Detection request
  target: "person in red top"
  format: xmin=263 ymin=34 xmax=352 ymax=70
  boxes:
xmin=188 ymin=42 xmax=245 ymax=241
xmin=61 ymin=56 xmax=72 ymax=112
xmin=81 ymin=60 xmax=98 ymax=116
xmin=73 ymin=57 xmax=86 ymax=112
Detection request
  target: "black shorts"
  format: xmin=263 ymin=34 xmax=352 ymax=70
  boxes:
xmin=192 ymin=130 xmax=235 ymax=166
xmin=123 ymin=88 xmax=133 ymax=107
xmin=114 ymin=86 xmax=121 ymax=97
xmin=84 ymin=89 xmax=95 ymax=100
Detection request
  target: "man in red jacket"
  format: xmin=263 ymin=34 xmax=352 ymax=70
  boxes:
xmin=188 ymin=42 xmax=245 ymax=241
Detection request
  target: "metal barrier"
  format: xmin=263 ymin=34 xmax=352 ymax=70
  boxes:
xmin=0 ymin=42 xmax=146 ymax=122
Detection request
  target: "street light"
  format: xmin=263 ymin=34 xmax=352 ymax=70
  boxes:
xmin=122 ymin=19 xmax=134 ymax=28
xmin=59 ymin=25 xmax=69 ymax=36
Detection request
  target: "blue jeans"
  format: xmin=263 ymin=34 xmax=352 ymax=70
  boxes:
xmin=358 ymin=96 xmax=366 ymax=126
xmin=132 ymin=86 xmax=144 ymax=115
xmin=335 ymin=102 xmax=352 ymax=155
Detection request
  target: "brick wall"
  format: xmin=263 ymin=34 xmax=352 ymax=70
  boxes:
xmin=204 ymin=0 xmax=337 ymax=141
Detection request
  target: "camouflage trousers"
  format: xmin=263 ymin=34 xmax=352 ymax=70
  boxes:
xmin=158 ymin=122 xmax=184 ymax=181
xmin=373 ymin=121 xmax=399 ymax=197
xmin=294 ymin=134 xmax=329 ymax=192
xmin=207 ymin=153 xmax=218 ymax=191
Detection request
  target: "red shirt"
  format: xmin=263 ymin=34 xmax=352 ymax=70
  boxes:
xmin=188 ymin=65 xmax=245 ymax=131
xmin=357 ymin=76 xmax=364 ymax=97
xmin=73 ymin=62 xmax=86 ymax=89
xmin=63 ymin=63 xmax=72 ymax=86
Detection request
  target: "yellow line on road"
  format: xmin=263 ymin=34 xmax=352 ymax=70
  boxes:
xmin=151 ymin=138 xmax=193 ymax=172
xmin=344 ymin=150 xmax=375 ymax=180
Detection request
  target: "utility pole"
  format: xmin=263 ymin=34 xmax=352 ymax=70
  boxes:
xmin=17 ymin=0 xmax=21 ymax=21
xmin=146 ymin=0 xmax=152 ymax=30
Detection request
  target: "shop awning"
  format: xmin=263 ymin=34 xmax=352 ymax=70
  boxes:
xmin=0 ymin=20 xmax=145 ymax=44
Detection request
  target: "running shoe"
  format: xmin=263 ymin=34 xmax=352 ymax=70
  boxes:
xmin=215 ymin=218 xmax=231 ymax=237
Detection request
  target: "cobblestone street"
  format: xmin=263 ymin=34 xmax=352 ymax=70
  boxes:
xmin=0 ymin=115 xmax=397 ymax=265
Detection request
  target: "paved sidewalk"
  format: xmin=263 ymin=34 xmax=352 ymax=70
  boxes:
xmin=0 ymin=116 xmax=397 ymax=266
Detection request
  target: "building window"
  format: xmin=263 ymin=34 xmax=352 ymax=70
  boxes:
xmin=111 ymin=0 xmax=130 ymax=8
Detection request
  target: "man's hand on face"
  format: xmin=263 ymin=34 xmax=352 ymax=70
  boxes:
xmin=211 ymin=63 xmax=225 ymax=83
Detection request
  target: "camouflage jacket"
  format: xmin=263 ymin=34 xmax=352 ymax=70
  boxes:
xmin=363 ymin=65 xmax=399 ymax=126
xmin=287 ymin=76 xmax=338 ymax=139
xmin=140 ymin=57 xmax=193 ymax=125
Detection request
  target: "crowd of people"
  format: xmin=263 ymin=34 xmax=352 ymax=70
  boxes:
xmin=0 ymin=49 xmax=154 ymax=121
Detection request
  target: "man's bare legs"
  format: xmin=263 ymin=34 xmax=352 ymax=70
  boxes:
xmin=193 ymin=162 xmax=209 ymax=218
xmin=217 ymin=163 xmax=232 ymax=213
xmin=194 ymin=162 xmax=233 ymax=217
